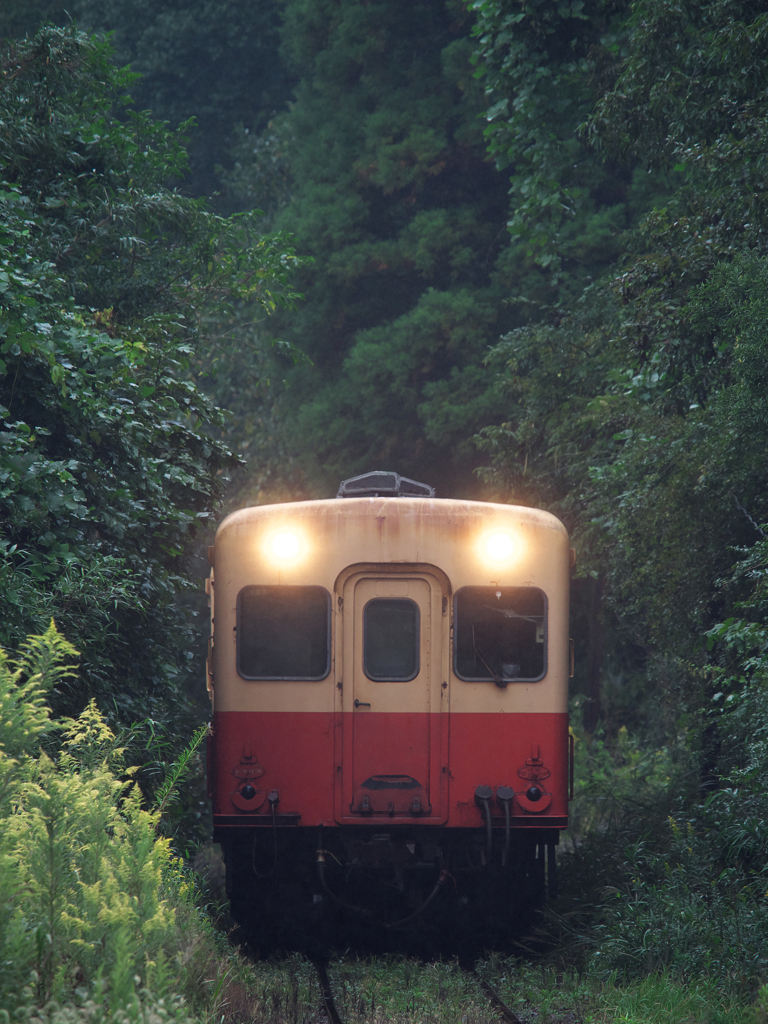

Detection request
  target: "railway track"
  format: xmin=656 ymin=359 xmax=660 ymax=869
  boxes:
xmin=310 ymin=958 xmax=525 ymax=1024
xmin=310 ymin=958 xmax=345 ymax=1024
xmin=471 ymin=970 xmax=525 ymax=1024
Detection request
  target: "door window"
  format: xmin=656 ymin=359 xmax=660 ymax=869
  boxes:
xmin=363 ymin=598 xmax=420 ymax=681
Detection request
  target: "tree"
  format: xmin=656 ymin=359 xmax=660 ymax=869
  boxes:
xmin=470 ymin=0 xmax=768 ymax=735
xmin=0 ymin=0 xmax=295 ymax=203
xmin=0 ymin=26 xmax=303 ymax=728
xmin=467 ymin=0 xmax=635 ymax=281
xmin=243 ymin=0 xmax=526 ymax=495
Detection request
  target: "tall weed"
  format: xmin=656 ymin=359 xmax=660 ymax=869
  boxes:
xmin=0 ymin=623 xmax=244 ymax=1022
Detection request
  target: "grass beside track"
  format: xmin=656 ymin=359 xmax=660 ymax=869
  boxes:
xmin=226 ymin=954 xmax=756 ymax=1024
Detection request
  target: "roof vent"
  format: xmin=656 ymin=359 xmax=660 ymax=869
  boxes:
xmin=336 ymin=471 xmax=435 ymax=499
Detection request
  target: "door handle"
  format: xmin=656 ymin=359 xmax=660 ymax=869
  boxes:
xmin=354 ymin=699 xmax=371 ymax=708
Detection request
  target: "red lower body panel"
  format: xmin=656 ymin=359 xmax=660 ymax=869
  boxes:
xmin=211 ymin=710 xmax=337 ymax=827
xmin=211 ymin=711 xmax=569 ymax=830
xmin=447 ymin=712 xmax=569 ymax=826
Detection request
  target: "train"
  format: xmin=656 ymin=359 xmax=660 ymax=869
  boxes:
xmin=205 ymin=471 xmax=574 ymax=949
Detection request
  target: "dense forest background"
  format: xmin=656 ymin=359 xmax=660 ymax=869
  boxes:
xmin=3 ymin=0 xmax=768 ymax=1014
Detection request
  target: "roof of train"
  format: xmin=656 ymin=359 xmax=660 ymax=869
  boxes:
xmin=216 ymin=497 xmax=567 ymax=536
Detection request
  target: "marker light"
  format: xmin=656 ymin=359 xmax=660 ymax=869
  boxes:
xmin=264 ymin=528 xmax=305 ymax=565
xmin=478 ymin=529 xmax=520 ymax=566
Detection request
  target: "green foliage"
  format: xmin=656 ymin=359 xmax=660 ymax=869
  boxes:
xmin=152 ymin=723 xmax=208 ymax=821
xmin=0 ymin=28 xmax=302 ymax=322
xmin=0 ymin=625 xmax=256 ymax=1024
xmin=592 ymin=974 xmax=751 ymax=1023
xmin=0 ymin=26 xmax=303 ymax=728
xmin=224 ymin=124 xmax=294 ymax=231
xmin=0 ymin=623 xmax=78 ymax=761
xmin=568 ymin=715 xmax=692 ymax=839
xmin=574 ymin=251 xmax=768 ymax=673
xmin=476 ymin=959 xmax=749 ymax=1023
xmin=586 ymin=815 xmax=768 ymax=985
xmin=475 ymin=233 xmax=768 ymax=875
xmin=474 ymin=1 xmax=768 ymax=672
xmin=5 ymin=990 xmax=197 ymax=1024
xmin=465 ymin=5 xmax=768 ymax=993
xmin=464 ymin=0 xmax=686 ymax=290
xmin=476 ymin=285 xmax=623 ymax=509
xmin=292 ymin=288 xmax=503 ymax=479
xmin=585 ymin=0 xmax=768 ymax=169
xmin=0 ymin=630 xmax=178 ymax=1009
xmin=0 ymin=622 xmax=78 ymax=812
xmin=0 ymin=0 xmax=295 ymax=205
xmin=543 ymin=510 xmax=768 ymax=993
xmin=467 ymin=0 xmax=629 ymax=276
xmin=580 ymin=1 xmax=768 ymax=413
xmin=238 ymin=0 xmax=524 ymax=494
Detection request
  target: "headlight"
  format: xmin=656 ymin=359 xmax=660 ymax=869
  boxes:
xmin=264 ymin=528 xmax=306 ymax=565
xmin=477 ymin=529 xmax=521 ymax=567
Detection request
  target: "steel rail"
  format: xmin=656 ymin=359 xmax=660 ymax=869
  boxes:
xmin=311 ymin=958 xmax=345 ymax=1024
xmin=458 ymin=960 xmax=525 ymax=1024
xmin=310 ymin=956 xmax=523 ymax=1024
xmin=474 ymin=974 xmax=525 ymax=1024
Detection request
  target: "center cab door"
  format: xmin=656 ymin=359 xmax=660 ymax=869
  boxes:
xmin=334 ymin=567 xmax=450 ymax=824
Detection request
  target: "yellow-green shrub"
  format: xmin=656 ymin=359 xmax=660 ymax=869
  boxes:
xmin=0 ymin=623 xmax=224 ymax=1020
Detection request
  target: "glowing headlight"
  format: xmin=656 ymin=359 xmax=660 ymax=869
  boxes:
xmin=478 ymin=529 xmax=520 ymax=566
xmin=264 ymin=528 xmax=305 ymax=565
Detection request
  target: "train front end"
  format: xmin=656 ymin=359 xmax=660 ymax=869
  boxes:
xmin=205 ymin=473 xmax=572 ymax=944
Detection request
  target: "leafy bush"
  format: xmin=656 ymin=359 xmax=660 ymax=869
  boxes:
xmin=0 ymin=623 xmax=247 ymax=1021
xmin=550 ymin=536 xmax=768 ymax=993
xmin=586 ymin=814 xmax=768 ymax=984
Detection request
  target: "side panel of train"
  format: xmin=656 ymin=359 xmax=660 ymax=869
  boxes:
xmin=206 ymin=495 xmax=572 ymax=936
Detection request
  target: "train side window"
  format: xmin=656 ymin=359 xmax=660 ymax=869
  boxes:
xmin=237 ymin=585 xmax=331 ymax=680
xmin=363 ymin=598 xmax=420 ymax=681
xmin=454 ymin=586 xmax=547 ymax=682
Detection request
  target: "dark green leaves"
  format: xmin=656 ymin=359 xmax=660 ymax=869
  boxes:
xmin=0 ymin=26 xmax=302 ymax=731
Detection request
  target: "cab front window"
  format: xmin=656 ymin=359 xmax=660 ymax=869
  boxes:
xmin=454 ymin=586 xmax=546 ymax=682
xmin=237 ymin=585 xmax=331 ymax=680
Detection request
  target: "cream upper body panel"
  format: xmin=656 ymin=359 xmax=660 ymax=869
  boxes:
xmin=210 ymin=497 xmax=570 ymax=715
